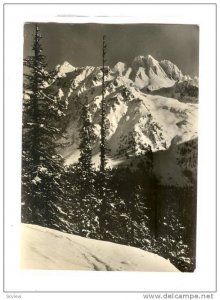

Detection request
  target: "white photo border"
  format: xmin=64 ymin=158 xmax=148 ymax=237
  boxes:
xmin=3 ymin=2 xmax=217 ymax=294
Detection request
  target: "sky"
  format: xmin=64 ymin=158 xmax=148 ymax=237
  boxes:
xmin=24 ymin=23 xmax=199 ymax=77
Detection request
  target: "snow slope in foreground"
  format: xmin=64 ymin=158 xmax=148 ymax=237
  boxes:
xmin=21 ymin=224 xmax=179 ymax=272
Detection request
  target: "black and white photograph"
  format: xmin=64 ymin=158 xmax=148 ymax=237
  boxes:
xmin=21 ymin=22 xmax=199 ymax=273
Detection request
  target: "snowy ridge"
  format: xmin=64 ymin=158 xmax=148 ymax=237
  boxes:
xmin=21 ymin=224 xmax=179 ymax=271
xmin=56 ymin=67 xmax=197 ymax=161
xmin=149 ymin=80 xmax=198 ymax=103
xmin=182 ymin=75 xmax=199 ymax=87
xmin=159 ymin=59 xmax=183 ymax=81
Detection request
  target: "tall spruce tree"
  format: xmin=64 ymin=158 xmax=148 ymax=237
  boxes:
xmin=66 ymin=97 xmax=102 ymax=238
xmin=22 ymin=24 xmax=70 ymax=232
xmin=77 ymin=96 xmax=95 ymax=196
xmin=100 ymin=35 xmax=107 ymax=173
xmin=98 ymin=35 xmax=109 ymax=236
xmin=127 ymin=185 xmax=151 ymax=248
xmin=136 ymin=144 xmax=159 ymax=239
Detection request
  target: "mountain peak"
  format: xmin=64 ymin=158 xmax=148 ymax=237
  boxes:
xmin=145 ymin=54 xmax=159 ymax=66
xmin=113 ymin=62 xmax=127 ymax=76
xmin=131 ymin=54 xmax=174 ymax=91
xmin=132 ymin=54 xmax=159 ymax=67
xmin=56 ymin=61 xmax=75 ymax=76
xmin=132 ymin=55 xmax=145 ymax=66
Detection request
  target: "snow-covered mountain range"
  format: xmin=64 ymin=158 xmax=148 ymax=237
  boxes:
xmin=26 ymin=54 xmax=198 ymax=186
xmin=113 ymin=54 xmax=198 ymax=91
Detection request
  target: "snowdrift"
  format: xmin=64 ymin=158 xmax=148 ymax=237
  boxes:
xmin=21 ymin=224 xmax=179 ymax=272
